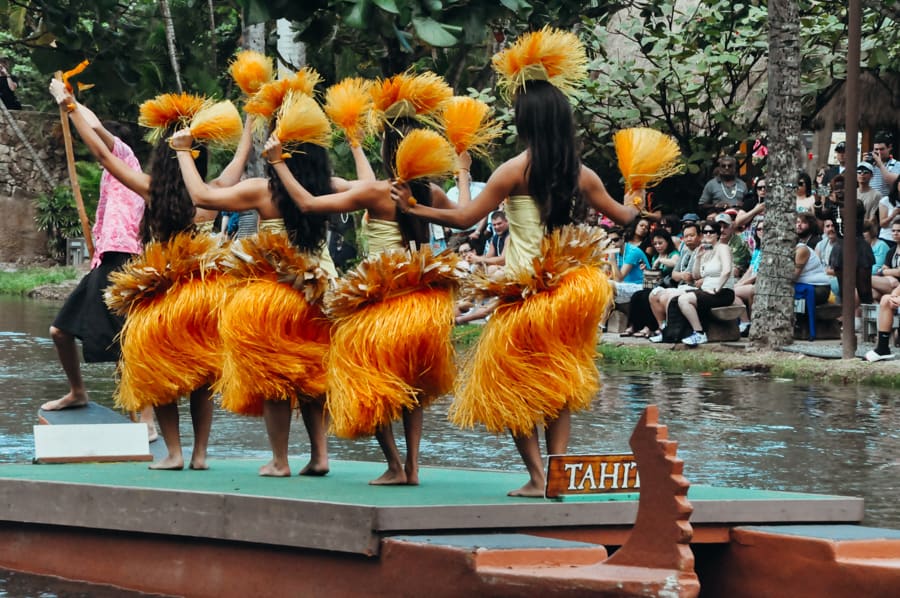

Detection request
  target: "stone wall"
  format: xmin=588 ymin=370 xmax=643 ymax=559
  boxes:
xmin=0 ymin=109 xmax=70 ymax=262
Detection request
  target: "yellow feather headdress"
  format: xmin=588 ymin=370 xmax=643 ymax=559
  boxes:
xmin=274 ymin=91 xmax=332 ymax=150
xmin=244 ymin=67 xmax=323 ymax=121
xmin=394 ymin=129 xmax=457 ymax=183
xmin=324 ymin=77 xmax=373 ymax=148
xmin=439 ymin=96 xmax=502 ymax=157
xmin=492 ymin=26 xmax=588 ymax=100
xmin=613 ymin=127 xmax=685 ymax=193
xmin=139 ymin=92 xmax=211 ymax=144
xmin=229 ymin=50 xmax=275 ymax=96
xmin=189 ymin=100 xmax=244 ymax=148
xmin=370 ymin=71 xmax=452 ymax=130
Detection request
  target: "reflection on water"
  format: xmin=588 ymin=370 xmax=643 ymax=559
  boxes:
xmin=1 ymin=296 xmax=899 ymax=594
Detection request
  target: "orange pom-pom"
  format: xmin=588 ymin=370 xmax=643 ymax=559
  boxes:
xmin=245 ymin=67 xmax=323 ymax=120
xmin=439 ymin=96 xmax=502 ymax=156
xmin=139 ymin=92 xmax=211 ymax=144
xmin=324 ymin=77 xmax=373 ymax=147
xmin=394 ymin=129 xmax=457 ymax=183
xmin=190 ymin=100 xmax=244 ymax=148
xmin=370 ymin=71 xmax=452 ymax=129
xmin=492 ymin=26 xmax=588 ymax=100
xmin=229 ymin=50 xmax=274 ymax=96
xmin=274 ymin=92 xmax=332 ymax=149
xmin=613 ymin=127 xmax=684 ymax=192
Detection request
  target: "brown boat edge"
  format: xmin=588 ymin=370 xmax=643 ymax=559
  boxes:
xmin=1 ymin=405 xmax=898 ymax=597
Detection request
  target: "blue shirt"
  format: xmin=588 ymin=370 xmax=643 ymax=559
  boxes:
xmin=619 ymin=243 xmax=650 ymax=284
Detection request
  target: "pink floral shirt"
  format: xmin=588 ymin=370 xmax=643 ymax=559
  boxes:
xmin=90 ymin=137 xmax=145 ymax=268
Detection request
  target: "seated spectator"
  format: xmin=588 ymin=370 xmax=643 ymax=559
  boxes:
xmin=625 ymin=216 xmax=653 ymax=259
xmin=454 ymin=242 xmax=496 ymax=325
xmin=649 ymin=222 xmax=700 ymax=340
xmin=469 ymin=209 xmax=508 ymax=277
xmin=830 ymin=199 xmax=875 ymax=314
xmin=872 ymin=221 xmax=900 ymax=300
xmin=608 ymin=226 xmax=650 ymax=304
xmin=659 ymin=213 xmax=682 ymax=247
xmin=865 ymin=220 xmax=890 ymax=278
xmin=877 ymin=177 xmax=900 ymax=251
xmin=672 ymin=220 xmax=735 ymax=346
xmin=794 ymin=241 xmax=832 ymax=334
xmin=734 ymin=220 xmax=763 ymax=335
xmin=736 ymin=177 xmax=766 ymax=235
xmin=622 ymin=228 xmax=680 ymax=337
xmin=815 ymin=218 xmax=841 ymax=300
xmin=864 ymin=285 xmax=900 ymax=362
xmin=796 ymin=170 xmax=815 ymax=213
xmin=714 ymin=212 xmax=750 ymax=277
xmin=796 ymin=212 xmax=821 ymax=250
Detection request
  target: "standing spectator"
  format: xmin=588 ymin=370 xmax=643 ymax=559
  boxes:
xmin=0 ymin=59 xmax=21 ymax=109
xmin=698 ymin=155 xmax=748 ymax=216
xmin=822 ymin=141 xmax=846 ymax=186
xmin=856 ymin=162 xmax=881 ymax=226
xmin=869 ymin=133 xmax=900 ymax=196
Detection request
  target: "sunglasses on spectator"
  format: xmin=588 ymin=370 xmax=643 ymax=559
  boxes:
xmin=608 ymin=237 xmax=621 ymax=242
xmin=756 ymin=185 xmax=766 ymax=190
xmin=797 ymin=181 xmax=806 ymax=186
xmin=702 ymin=229 xmax=716 ymax=234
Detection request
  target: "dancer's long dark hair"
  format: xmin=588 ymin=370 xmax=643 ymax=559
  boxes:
xmin=142 ymin=125 xmax=207 ymax=243
xmin=381 ymin=116 xmax=432 ymax=247
xmin=268 ymin=142 xmax=330 ymax=253
xmin=514 ymin=80 xmax=585 ymax=231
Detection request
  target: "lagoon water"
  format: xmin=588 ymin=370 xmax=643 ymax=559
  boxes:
xmin=1 ymin=295 xmax=899 ymax=595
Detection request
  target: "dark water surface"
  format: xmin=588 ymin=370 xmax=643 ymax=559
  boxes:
xmin=1 ymin=295 xmax=898 ymax=596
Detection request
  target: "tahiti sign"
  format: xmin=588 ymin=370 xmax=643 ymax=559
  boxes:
xmin=545 ymin=454 xmax=640 ymax=498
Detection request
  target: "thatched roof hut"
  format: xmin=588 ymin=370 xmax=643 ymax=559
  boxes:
xmin=810 ymin=71 xmax=900 ymax=132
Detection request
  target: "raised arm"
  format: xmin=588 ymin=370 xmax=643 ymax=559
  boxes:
xmin=171 ymin=129 xmax=270 ymax=214
xmin=49 ymin=78 xmax=150 ymax=200
xmin=394 ymin=157 xmax=513 ymax=229
xmin=211 ymin=114 xmax=256 ymax=188
xmin=350 ymin=144 xmax=376 ymax=181
xmin=578 ymin=165 xmax=641 ymax=226
xmin=263 ymin=133 xmax=388 ymax=214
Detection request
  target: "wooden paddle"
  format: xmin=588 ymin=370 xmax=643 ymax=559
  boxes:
xmin=54 ymin=70 xmax=94 ymax=259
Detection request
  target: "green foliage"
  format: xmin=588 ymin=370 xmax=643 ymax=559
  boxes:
xmin=0 ymin=266 xmax=79 ymax=295
xmin=33 ymin=185 xmax=91 ymax=262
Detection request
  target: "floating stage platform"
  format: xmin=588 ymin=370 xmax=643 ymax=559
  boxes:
xmin=2 ymin=406 xmax=898 ymax=597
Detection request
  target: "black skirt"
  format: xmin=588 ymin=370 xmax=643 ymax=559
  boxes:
xmin=52 ymin=252 xmax=134 ymax=363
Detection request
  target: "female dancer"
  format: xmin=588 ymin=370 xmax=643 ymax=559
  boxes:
xmin=169 ymin=93 xmax=349 ymax=477
xmin=392 ymin=28 xmax=642 ymax=496
xmin=262 ymin=75 xmax=460 ymax=485
xmin=49 ymin=79 xmax=253 ymax=469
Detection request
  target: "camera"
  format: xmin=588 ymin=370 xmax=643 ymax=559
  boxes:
xmin=864 ymin=152 xmax=876 ymax=164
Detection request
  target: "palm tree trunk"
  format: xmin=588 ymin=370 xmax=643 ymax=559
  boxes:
xmin=752 ymin=0 xmax=801 ymax=348
xmin=207 ymin=0 xmax=217 ymax=73
xmin=159 ymin=0 xmax=183 ymax=92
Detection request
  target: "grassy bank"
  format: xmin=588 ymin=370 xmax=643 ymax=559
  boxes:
xmin=0 ymin=267 xmax=78 ymax=296
xmin=453 ymin=324 xmax=900 ymax=388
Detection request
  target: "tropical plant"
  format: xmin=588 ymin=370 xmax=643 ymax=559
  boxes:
xmin=34 ymin=185 xmax=93 ymax=262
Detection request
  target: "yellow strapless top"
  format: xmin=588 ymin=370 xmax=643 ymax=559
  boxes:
xmin=363 ymin=217 xmax=404 ymax=256
xmin=259 ymin=218 xmax=338 ymax=280
xmin=505 ymin=195 xmax=545 ymax=275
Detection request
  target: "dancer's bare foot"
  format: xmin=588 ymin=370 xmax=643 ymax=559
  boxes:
xmin=507 ymin=481 xmax=546 ymax=497
xmin=404 ymin=464 xmax=419 ymax=486
xmin=259 ymin=460 xmax=291 ymax=477
xmin=299 ymin=460 xmax=329 ymax=477
xmin=40 ymin=392 xmax=88 ymax=411
xmin=189 ymin=457 xmax=209 ymax=471
xmin=369 ymin=468 xmax=407 ymax=485
xmin=149 ymin=455 xmax=184 ymax=470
